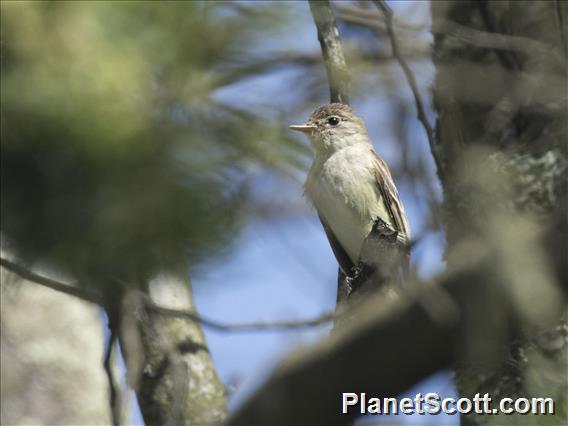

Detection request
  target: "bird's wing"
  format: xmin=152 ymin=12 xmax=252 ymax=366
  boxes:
xmin=318 ymin=214 xmax=354 ymax=275
xmin=371 ymin=150 xmax=411 ymax=241
xmin=372 ymin=150 xmax=411 ymax=280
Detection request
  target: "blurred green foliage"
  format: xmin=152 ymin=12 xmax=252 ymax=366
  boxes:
xmin=1 ymin=1 xmax=305 ymax=287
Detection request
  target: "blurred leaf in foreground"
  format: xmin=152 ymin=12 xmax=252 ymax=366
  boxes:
xmin=0 ymin=1 xmax=305 ymax=288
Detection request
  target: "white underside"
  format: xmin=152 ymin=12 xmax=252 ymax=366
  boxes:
xmin=305 ymin=143 xmax=393 ymax=264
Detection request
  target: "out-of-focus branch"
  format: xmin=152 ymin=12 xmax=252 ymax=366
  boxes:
xmin=336 ymin=8 xmax=388 ymax=34
xmin=214 ymin=49 xmax=430 ymax=90
xmin=372 ymin=0 xmax=440 ymax=177
xmin=0 ymin=257 xmax=334 ymax=332
xmin=1 ymin=257 xmax=124 ymax=423
xmin=227 ymin=263 xmax=492 ymax=425
xmin=336 ymin=3 xmax=561 ymax=64
xmin=213 ymin=53 xmax=323 ymax=88
xmin=334 ymin=3 xmax=427 ymax=32
xmin=308 ymin=0 xmax=351 ymax=104
xmin=146 ymin=302 xmax=334 ymax=332
xmin=103 ymin=327 xmax=121 ymax=426
xmin=433 ymin=20 xmax=562 ymax=64
xmin=229 ymin=219 xmax=564 ymax=425
xmin=0 ymin=257 xmax=103 ymax=304
xmin=432 ymin=2 xmax=568 ymax=419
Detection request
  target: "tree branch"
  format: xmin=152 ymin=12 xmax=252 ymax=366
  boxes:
xmin=433 ymin=19 xmax=562 ymax=64
xmin=103 ymin=325 xmax=121 ymax=426
xmin=228 ymin=265 xmax=492 ymax=425
xmin=145 ymin=302 xmax=334 ymax=332
xmin=372 ymin=0 xmax=440 ymax=177
xmin=308 ymin=0 xmax=351 ymax=104
xmin=336 ymin=4 xmax=562 ymax=65
xmin=334 ymin=3 xmax=427 ymax=32
xmin=0 ymin=257 xmax=334 ymax=332
xmin=0 ymin=257 xmax=103 ymax=305
xmin=131 ymin=274 xmax=228 ymax=425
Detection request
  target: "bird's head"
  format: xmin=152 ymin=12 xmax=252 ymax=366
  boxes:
xmin=290 ymin=103 xmax=369 ymax=154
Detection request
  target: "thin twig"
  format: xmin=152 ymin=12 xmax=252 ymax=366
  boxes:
xmin=0 ymin=257 xmax=103 ymax=304
xmin=103 ymin=323 xmax=121 ymax=426
xmin=0 ymin=257 xmax=334 ymax=332
xmin=146 ymin=303 xmax=334 ymax=332
xmin=308 ymin=0 xmax=351 ymax=104
xmin=372 ymin=0 xmax=441 ymax=176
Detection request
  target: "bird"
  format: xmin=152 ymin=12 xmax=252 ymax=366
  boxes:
xmin=290 ymin=103 xmax=410 ymax=277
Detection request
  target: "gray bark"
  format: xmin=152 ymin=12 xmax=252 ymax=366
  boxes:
xmin=431 ymin=1 xmax=567 ymax=424
xmin=124 ymin=273 xmax=227 ymax=426
xmin=1 ymin=264 xmax=117 ymax=425
xmin=309 ymin=0 xmax=351 ymax=105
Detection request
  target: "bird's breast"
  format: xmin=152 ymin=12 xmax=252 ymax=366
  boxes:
xmin=305 ymin=146 xmax=390 ymax=264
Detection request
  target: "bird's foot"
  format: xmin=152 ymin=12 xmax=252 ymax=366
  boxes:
xmin=349 ymin=265 xmax=362 ymax=280
xmin=346 ymin=264 xmax=366 ymax=294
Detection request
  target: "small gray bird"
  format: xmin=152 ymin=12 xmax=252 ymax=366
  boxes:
xmin=290 ymin=103 xmax=410 ymax=276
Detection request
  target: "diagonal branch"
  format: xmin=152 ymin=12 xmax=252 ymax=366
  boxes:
xmin=334 ymin=3 xmax=428 ymax=32
xmin=372 ymin=0 xmax=441 ymax=176
xmin=228 ymin=266 xmax=487 ymax=425
xmin=0 ymin=257 xmax=103 ymax=304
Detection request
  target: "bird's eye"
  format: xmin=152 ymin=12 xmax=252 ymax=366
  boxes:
xmin=327 ymin=116 xmax=340 ymax=126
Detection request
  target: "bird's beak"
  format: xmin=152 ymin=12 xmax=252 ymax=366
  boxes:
xmin=289 ymin=123 xmax=316 ymax=134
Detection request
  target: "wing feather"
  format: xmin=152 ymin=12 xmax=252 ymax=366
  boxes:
xmin=371 ymin=150 xmax=410 ymax=240
xmin=371 ymin=150 xmax=411 ymax=278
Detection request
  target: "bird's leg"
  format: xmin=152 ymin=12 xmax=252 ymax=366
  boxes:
xmin=347 ymin=263 xmax=369 ymax=294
